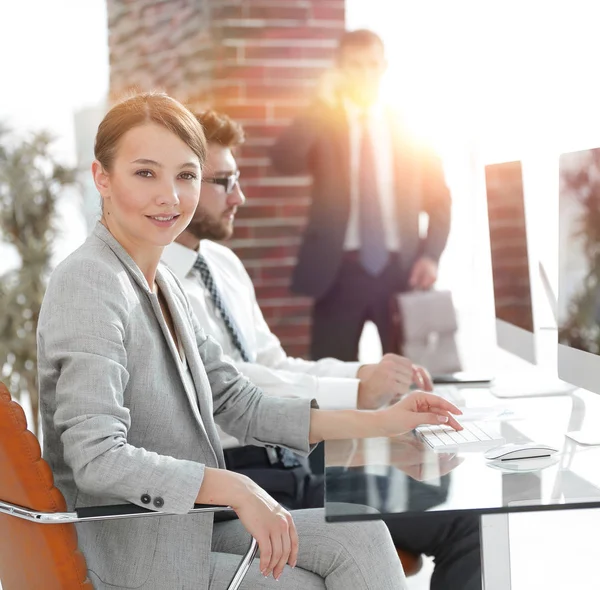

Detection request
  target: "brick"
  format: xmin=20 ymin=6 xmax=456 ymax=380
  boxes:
xmin=215 ymin=64 xmax=268 ymax=81
xmin=254 ymin=276 xmax=291 ymax=288
xmin=217 ymin=103 xmax=269 ymax=121
xmin=255 ymin=285 xmax=294 ymax=300
xmin=278 ymin=203 xmax=310 ymax=218
xmin=211 ymin=4 xmax=245 ymax=20
xmin=262 ymin=26 xmax=344 ymax=41
xmin=243 ymin=81 xmax=316 ymax=101
xmin=241 ymin=185 xmax=310 ymax=200
xmin=311 ymin=3 xmax=345 ymax=21
xmin=259 ymin=299 xmax=313 ymax=317
xmin=235 ymin=243 xmax=300 ymax=261
xmin=244 ymin=44 xmax=335 ymax=61
xmin=217 ymin=26 xmax=268 ymax=41
xmin=237 ymin=157 xmax=271 ymax=168
xmin=265 ymin=65 xmax=327 ymax=82
xmin=260 ymin=263 xmax=295 ymax=281
xmin=237 ymin=143 xmax=272 ymax=160
xmin=268 ymin=322 xmax=311 ymax=342
xmin=248 ymin=5 xmax=310 ymax=20
xmin=212 ymin=82 xmax=244 ymax=102
xmin=236 ymin=164 xmax=271 ymax=179
xmin=236 ymin=223 xmax=305 ymax=241
xmin=235 ymin=204 xmax=279 ymax=219
xmin=218 ymin=25 xmax=341 ymax=43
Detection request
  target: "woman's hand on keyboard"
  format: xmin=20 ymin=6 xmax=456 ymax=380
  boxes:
xmin=378 ymin=391 xmax=463 ymax=436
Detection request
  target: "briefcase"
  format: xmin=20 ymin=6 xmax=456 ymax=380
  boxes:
xmin=392 ymin=289 xmax=462 ymax=374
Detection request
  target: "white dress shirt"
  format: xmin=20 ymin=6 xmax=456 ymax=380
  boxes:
xmin=162 ymin=241 xmax=361 ymax=448
xmin=343 ymin=99 xmax=401 ymax=252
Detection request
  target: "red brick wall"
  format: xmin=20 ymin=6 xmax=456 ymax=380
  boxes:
xmin=107 ymin=0 xmax=346 ymax=358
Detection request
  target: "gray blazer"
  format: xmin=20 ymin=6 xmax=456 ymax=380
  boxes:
xmin=38 ymin=223 xmax=315 ymax=590
xmin=270 ymin=100 xmax=451 ymax=300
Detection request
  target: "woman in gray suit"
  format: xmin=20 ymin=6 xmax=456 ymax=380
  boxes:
xmin=38 ymin=92 xmax=462 ymax=590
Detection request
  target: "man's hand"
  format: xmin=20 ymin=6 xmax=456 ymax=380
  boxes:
xmin=409 ymin=256 xmax=438 ymax=290
xmin=412 ymin=364 xmax=433 ymax=392
xmin=357 ymin=354 xmax=414 ymax=409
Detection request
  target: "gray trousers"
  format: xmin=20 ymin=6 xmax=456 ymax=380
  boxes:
xmin=209 ymin=507 xmax=406 ymax=589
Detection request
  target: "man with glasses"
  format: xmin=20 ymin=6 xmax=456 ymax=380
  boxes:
xmin=162 ymin=109 xmax=432 ymax=509
xmin=161 ymin=110 xmax=482 ymax=590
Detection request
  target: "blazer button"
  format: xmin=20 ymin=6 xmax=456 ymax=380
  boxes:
xmin=141 ymin=494 xmax=151 ymax=505
xmin=153 ymin=497 xmax=164 ymax=508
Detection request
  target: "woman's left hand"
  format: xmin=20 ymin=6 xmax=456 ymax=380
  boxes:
xmin=377 ymin=391 xmax=463 ymax=437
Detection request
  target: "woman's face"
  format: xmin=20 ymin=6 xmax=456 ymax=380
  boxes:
xmin=93 ymin=122 xmax=202 ymax=251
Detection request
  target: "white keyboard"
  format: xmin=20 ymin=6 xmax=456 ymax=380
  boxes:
xmin=433 ymin=385 xmax=466 ymax=407
xmin=416 ymin=421 xmax=504 ymax=451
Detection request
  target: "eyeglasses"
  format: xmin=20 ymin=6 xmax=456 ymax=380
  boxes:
xmin=202 ymin=170 xmax=240 ymax=194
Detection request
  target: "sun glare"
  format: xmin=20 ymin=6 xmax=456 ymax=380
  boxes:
xmin=376 ymin=2 xmax=600 ymax=168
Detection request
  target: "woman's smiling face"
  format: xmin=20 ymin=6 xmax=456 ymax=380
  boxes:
xmin=93 ymin=121 xmax=202 ymax=252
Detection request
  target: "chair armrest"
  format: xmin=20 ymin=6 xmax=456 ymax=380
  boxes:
xmin=0 ymin=499 xmax=232 ymax=524
xmin=0 ymin=498 xmax=257 ymax=590
xmin=75 ymin=503 xmax=231 ymax=519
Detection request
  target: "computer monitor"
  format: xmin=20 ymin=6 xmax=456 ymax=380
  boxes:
xmin=557 ymin=147 xmax=600 ymax=393
xmin=484 ymin=160 xmax=537 ymax=364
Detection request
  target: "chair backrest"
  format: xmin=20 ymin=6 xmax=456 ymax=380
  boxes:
xmin=0 ymin=382 xmax=93 ymax=589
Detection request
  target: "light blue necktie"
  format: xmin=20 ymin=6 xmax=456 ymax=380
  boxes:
xmin=358 ymin=114 xmax=389 ymax=275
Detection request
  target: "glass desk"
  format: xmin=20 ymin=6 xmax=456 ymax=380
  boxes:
xmin=324 ymin=386 xmax=600 ymax=589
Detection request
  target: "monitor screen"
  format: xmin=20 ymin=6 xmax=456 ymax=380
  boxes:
xmin=558 ymin=147 xmax=600 ymax=392
xmin=485 ymin=160 xmax=536 ymax=363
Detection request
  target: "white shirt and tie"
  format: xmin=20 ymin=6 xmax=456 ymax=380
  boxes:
xmin=343 ymin=99 xmax=401 ymax=254
xmin=161 ymin=240 xmax=362 ymax=449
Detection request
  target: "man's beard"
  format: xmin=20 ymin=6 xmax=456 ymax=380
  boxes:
xmin=186 ymin=210 xmax=233 ymax=242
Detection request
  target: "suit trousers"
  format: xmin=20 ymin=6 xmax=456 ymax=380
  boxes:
xmin=311 ymin=252 xmax=405 ymax=361
xmin=209 ymin=507 xmax=406 ymax=589
xmin=326 ymin=468 xmax=482 ymax=590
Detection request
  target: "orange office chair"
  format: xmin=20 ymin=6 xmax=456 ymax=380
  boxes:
xmin=0 ymin=382 xmax=257 ymax=590
xmin=398 ymin=549 xmax=423 ymax=577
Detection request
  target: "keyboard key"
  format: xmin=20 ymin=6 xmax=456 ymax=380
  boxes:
xmin=467 ymin=422 xmax=492 ymax=441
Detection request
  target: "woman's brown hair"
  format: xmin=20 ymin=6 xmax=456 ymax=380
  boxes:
xmin=95 ymin=92 xmax=207 ymax=171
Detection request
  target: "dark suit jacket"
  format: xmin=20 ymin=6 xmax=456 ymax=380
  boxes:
xmin=270 ymin=100 xmax=452 ymax=300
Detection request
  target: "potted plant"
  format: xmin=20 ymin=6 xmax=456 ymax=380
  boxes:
xmin=0 ymin=126 xmax=75 ymax=434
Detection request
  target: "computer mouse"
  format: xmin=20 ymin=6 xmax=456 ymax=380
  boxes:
xmin=483 ymin=442 xmax=559 ymax=461
xmin=486 ymin=456 xmax=560 ymax=473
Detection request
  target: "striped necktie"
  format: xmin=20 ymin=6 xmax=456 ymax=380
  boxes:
xmin=193 ymin=252 xmax=300 ymax=469
xmin=193 ymin=253 xmax=251 ymax=362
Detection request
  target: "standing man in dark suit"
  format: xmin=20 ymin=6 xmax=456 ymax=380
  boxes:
xmin=271 ymin=29 xmax=452 ymax=362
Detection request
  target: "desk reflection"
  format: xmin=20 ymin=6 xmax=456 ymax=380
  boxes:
xmin=326 ymin=435 xmax=464 ymax=514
